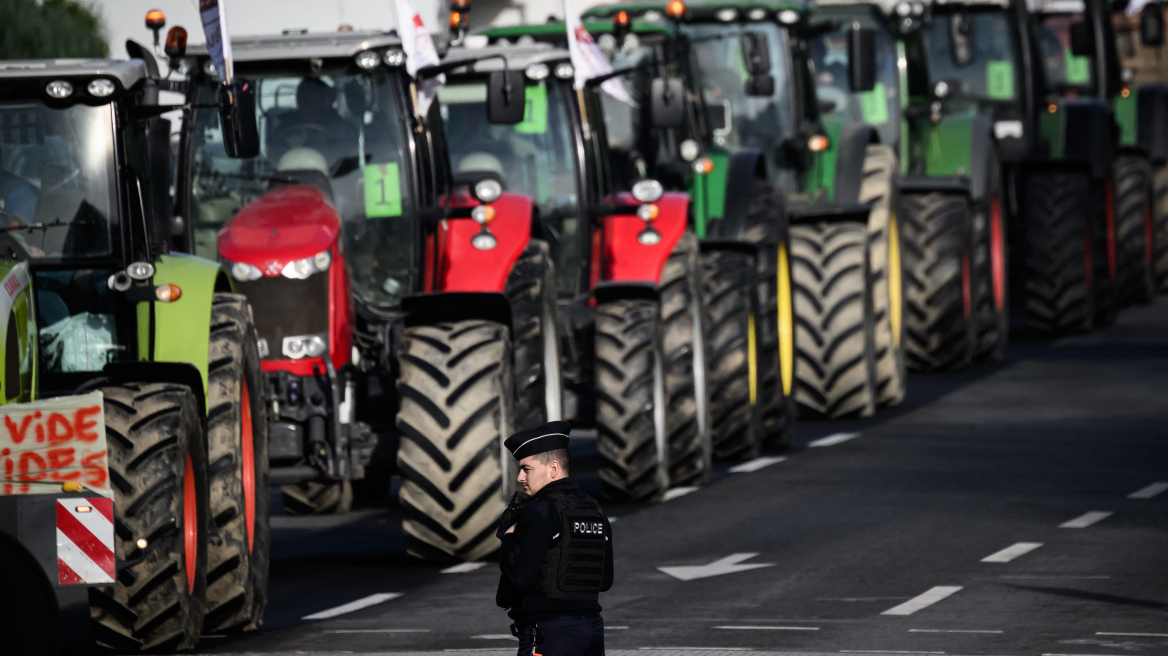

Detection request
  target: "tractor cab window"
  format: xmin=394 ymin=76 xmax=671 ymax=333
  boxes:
xmin=438 ymin=78 xmax=580 ymax=295
xmin=1032 ymin=3 xmax=1096 ymax=93
xmin=924 ymin=10 xmax=1022 ymax=105
xmin=688 ymin=23 xmax=795 ymax=164
xmin=808 ymin=11 xmax=901 ymax=146
xmin=188 ymin=65 xmax=413 ymax=307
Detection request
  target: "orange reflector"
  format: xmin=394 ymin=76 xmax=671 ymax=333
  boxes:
xmin=698 ymin=157 xmax=715 ymax=174
xmin=666 ymin=0 xmax=686 ymax=17
xmin=450 ymin=11 xmax=465 ymax=27
xmin=62 ymin=481 xmax=84 ymax=493
xmin=483 ymin=205 xmax=496 ymax=223
xmin=156 ymin=284 xmax=182 ymax=303
xmin=808 ymin=135 xmax=830 ymax=152
xmin=615 ymin=10 xmax=631 ymax=26
xmin=1121 ymin=86 xmax=1131 ymax=98
xmin=145 ymin=9 xmax=166 ymax=29
xmin=1048 ymin=103 xmax=1058 ymax=114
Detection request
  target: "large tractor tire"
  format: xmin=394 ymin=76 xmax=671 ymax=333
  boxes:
xmin=741 ymin=182 xmax=796 ymax=449
xmin=1152 ymin=164 xmax=1168 ymax=292
xmin=790 ymin=221 xmax=877 ymax=419
xmin=1021 ymin=171 xmax=1095 ymax=334
xmin=395 ymin=321 xmax=513 ymax=561
xmin=659 ymin=232 xmax=710 ymax=486
xmin=1113 ymin=155 xmax=1156 ymax=305
xmin=861 ymin=144 xmax=907 ymax=404
xmin=203 ymin=294 xmax=270 ymax=633
xmin=900 ymin=192 xmax=975 ymax=371
xmin=595 ymin=299 xmax=669 ymax=502
xmin=701 ymin=249 xmax=764 ymax=460
xmin=89 ymin=384 xmax=209 ymax=652
xmin=505 ymin=240 xmax=563 ymax=430
xmin=972 ymin=156 xmax=1010 ymax=361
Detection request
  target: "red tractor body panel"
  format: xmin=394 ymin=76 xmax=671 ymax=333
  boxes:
xmin=435 ymin=191 xmax=534 ymax=293
xmin=602 ymin=191 xmax=689 ymax=284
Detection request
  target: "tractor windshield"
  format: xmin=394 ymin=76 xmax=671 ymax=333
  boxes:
xmin=688 ymin=23 xmax=795 ymax=159
xmin=187 ymin=65 xmax=413 ymax=307
xmin=809 ymin=12 xmax=901 ymax=146
xmin=1032 ymin=7 xmax=1096 ymax=93
xmin=0 ymin=101 xmax=116 ymax=260
xmin=924 ymin=10 xmax=1023 ymax=105
xmin=438 ymin=79 xmax=580 ymax=295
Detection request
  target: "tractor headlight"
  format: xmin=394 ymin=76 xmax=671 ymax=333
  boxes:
xmin=281 ymin=249 xmax=331 ymax=279
xmin=283 ymin=333 xmax=329 ymax=359
xmin=355 ymin=50 xmax=380 ymax=70
xmin=631 ymin=179 xmax=664 ymax=203
xmin=230 ymin=261 xmax=263 ymax=281
xmin=474 ymin=178 xmax=503 ymax=203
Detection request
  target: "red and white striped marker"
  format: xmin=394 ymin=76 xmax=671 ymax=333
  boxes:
xmin=56 ymin=497 xmax=115 ymax=585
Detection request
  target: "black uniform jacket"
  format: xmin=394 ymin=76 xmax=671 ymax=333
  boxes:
xmin=496 ymin=477 xmax=614 ymax=624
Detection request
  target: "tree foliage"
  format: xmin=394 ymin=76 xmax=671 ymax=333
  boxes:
xmin=0 ymin=0 xmax=109 ymax=60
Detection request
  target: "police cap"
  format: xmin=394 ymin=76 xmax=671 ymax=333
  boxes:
xmin=505 ymin=421 xmax=570 ymax=461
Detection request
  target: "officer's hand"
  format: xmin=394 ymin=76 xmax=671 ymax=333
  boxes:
xmin=505 ymin=524 xmax=516 ymax=534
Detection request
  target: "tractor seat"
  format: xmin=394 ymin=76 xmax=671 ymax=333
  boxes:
xmin=273 ymin=147 xmax=335 ymax=202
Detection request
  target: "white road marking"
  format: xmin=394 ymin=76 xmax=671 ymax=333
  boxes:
xmin=608 ymin=626 xmax=629 ymax=629
xmin=808 ymin=432 xmax=861 ymax=448
xmin=1060 ymin=511 xmax=1114 ymax=528
xmin=999 ymin=575 xmax=1110 ymax=579
xmin=840 ymin=651 xmax=945 ymax=654
xmin=659 ymin=553 xmax=775 ymax=581
xmin=881 ymin=586 xmax=963 ymax=616
xmin=1127 ymin=482 xmax=1168 ymax=499
xmin=908 ymin=629 xmax=1002 ymax=634
xmin=325 ymin=629 xmax=430 ymax=633
xmin=1042 ymin=653 xmax=1130 ymax=656
xmin=714 ymin=626 xmax=819 ymax=631
xmin=981 ymin=542 xmax=1043 ymax=563
xmin=729 ymin=457 xmax=787 ymax=473
xmin=1096 ymin=632 xmax=1168 ymax=637
xmin=609 ymin=516 xmax=619 ymax=523
xmin=302 ymin=593 xmax=402 ymax=620
xmin=472 ymin=635 xmax=516 ymax=640
xmin=442 ymin=562 xmax=487 ymax=574
xmin=637 ymin=648 xmax=752 ymax=651
xmin=662 ymin=486 xmax=699 ymax=501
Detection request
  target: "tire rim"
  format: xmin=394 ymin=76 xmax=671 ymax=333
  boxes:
xmin=183 ymin=451 xmax=197 ymax=593
xmin=961 ymin=252 xmax=972 ymax=318
xmin=690 ymin=290 xmax=708 ymax=438
xmin=990 ymin=196 xmax=1006 ymax=312
xmin=746 ymin=313 xmax=757 ymax=405
xmin=776 ymin=241 xmax=794 ymax=397
xmin=888 ymin=212 xmax=903 ymax=348
xmin=241 ymin=379 xmax=256 ymax=555
xmin=543 ymin=304 xmax=562 ymax=421
xmin=652 ymin=338 xmax=668 ymax=482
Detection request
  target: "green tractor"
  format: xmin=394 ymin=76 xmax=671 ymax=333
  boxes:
xmin=574 ymin=0 xmax=904 ymax=416
xmin=0 ymin=43 xmax=269 ymax=653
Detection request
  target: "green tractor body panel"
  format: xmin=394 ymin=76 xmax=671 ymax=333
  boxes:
xmin=1114 ymin=88 xmax=1138 ymax=147
xmin=0 ymin=262 xmax=37 ymax=405
xmin=924 ymin=114 xmax=975 ymax=177
xmin=689 ymin=150 xmax=732 ymax=236
xmin=806 ymin=120 xmax=843 ymax=202
xmin=1039 ymin=105 xmax=1064 ymax=159
xmin=147 ymin=253 xmax=230 ymax=397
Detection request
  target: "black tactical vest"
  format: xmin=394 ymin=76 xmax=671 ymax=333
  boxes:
xmin=535 ymin=490 xmax=607 ymax=600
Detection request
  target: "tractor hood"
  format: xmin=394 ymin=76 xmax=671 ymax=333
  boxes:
xmin=218 ymin=185 xmax=341 ymax=273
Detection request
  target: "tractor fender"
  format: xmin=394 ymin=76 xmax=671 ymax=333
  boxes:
xmin=1137 ymin=84 xmax=1168 ymax=165
xmin=833 ymin=123 xmax=879 ymax=205
xmin=438 ymin=192 xmax=533 ymax=293
xmin=0 ymin=262 xmax=36 ymax=404
xmin=967 ymin=114 xmax=995 ymax=202
xmin=1061 ymin=98 xmax=1113 ymax=179
xmin=400 ymin=292 xmax=512 ymax=330
xmin=602 ymin=191 xmax=689 ymax=284
xmin=923 ymin=113 xmax=994 ymax=201
xmin=150 ymin=253 xmax=232 ymax=406
xmin=705 ymin=148 xmax=766 ymax=240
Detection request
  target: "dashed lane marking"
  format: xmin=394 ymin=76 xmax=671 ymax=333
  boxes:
xmin=637 ymin=648 xmax=753 ymax=651
xmin=659 ymin=553 xmax=775 ymax=581
xmin=881 ymin=586 xmax=963 ymax=616
xmin=442 ymin=562 xmax=487 ymax=574
xmin=472 ymin=635 xmax=516 ymax=640
xmin=840 ymin=651 xmax=945 ymax=654
xmin=1096 ymin=632 xmax=1168 ymax=637
xmin=729 ymin=457 xmax=788 ymax=473
xmin=981 ymin=542 xmax=1043 ymax=563
xmin=808 ymin=432 xmax=860 ymax=448
xmin=1127 ymin=482 xmax=1168 ymax=499
xmin=1060 ymin=511 xmax=1114 ymax=528
xmin=714 ymin=626 xmax=819 ymax=631
xmin=663 ymin=487 xmax=699 ymax=501
xmin=302 ymin=592 xmax=403 ymax=620
xmin=908 ymin=629 xmax=1002 ymax=634
xmin=325 ymin=629 xmax=430 ymax=633
xmin=1042 ymin=653 xmax=1129 ymax=656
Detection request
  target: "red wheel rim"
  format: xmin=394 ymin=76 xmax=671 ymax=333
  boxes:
xmin=183 ymin=452 xmax=197 ymax=593
xmin=990 ymin=196 xmax=1006 ymax=312
xmin=241 ymin=379 xmax=256 ymax=555
xmin=1146 ymin=201 xmax=1155 ymax=269
xmin=961 ymin=251 xmax=972 ymax=318
xmin=1105 ymin=177 xmax=1117 ymax=279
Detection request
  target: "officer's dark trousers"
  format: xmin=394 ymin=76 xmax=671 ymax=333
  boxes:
xmin=517 ymin=614 xmax=604 ymax=656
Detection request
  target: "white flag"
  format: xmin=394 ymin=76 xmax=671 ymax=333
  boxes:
xmin=199 ymin=0 xmax=233 ymax=83
xmin=395 ymin=0 xmax=445 ymax=117
xmin=562 ymin=0 xmax=636 ymax=105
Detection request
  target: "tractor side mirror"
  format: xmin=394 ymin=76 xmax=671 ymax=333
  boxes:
xmin=218 ymin=80 xmax=260 ymax=159
xmin=651 ymin=77 xmax=686 ymax=128
xmin=848 ymin=27 xmax=877 ymax=92
xmin=746 ymin=74 xmax=776 ymax=96
xmin=948 ymin=13 xmax=978 ymax=68
xmin=741 ymin=31 xmax=772 ymax=74
xmin=1070 ymin=21 xmax=1095 ymax=57
xmin=1140 ymin=5 xmax=1165 ymax=47
xmin=487 ymin=70 xmax=527 ymax=124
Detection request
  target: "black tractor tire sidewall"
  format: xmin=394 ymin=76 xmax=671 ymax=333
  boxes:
xmin=505 ymin=240 xmax=563 ymax=430
xmin=1021 ymin=171 xmax=1096 ymax=335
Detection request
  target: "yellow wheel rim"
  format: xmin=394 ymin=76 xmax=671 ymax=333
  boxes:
xmin=777 ymin=241 xmax=794 ymax=397
xmin=888 ymin=212 xmax=903 ymax=348
xmin=747 ymin=313 xmax=757 ymax=405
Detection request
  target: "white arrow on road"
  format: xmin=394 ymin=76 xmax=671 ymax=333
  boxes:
xmin=658 ymin=553 xmax=774 ymax=581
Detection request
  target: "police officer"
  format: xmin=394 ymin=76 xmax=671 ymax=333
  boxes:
xmin=497 ymin=421 xmax=613 ymax=656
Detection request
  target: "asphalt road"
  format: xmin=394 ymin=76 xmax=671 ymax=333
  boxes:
xmin=136 ymin=300 xmax=1168 ymax=655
